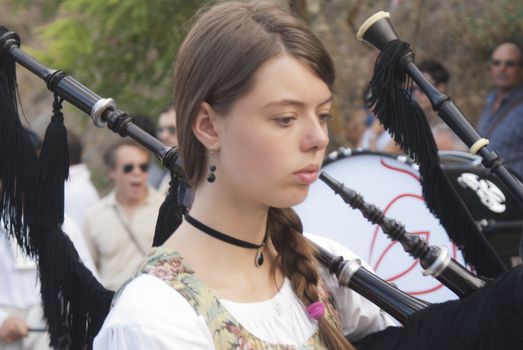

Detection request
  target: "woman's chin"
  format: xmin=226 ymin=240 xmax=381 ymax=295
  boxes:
xmin=270 ymin=187 xmax=310 ymax=209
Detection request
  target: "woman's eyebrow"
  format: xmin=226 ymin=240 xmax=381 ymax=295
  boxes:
xmin=263 ymin=95 xmax=333 ymax=109
xmin=317 ymin=95 xmax=334 ymax=106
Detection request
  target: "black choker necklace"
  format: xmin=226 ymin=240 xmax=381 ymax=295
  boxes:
xmin=184 ymin=213 xmax=267 ymax=267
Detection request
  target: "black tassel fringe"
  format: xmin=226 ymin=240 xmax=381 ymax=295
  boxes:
xmin=355 ymin=265 xmax=523 ymax=349
xmin=368 ymin=40 xmax=505 ymax=278
xmin=31 ymin=226 xmax=114 ymax=349
xmin=0 ymin=59 xmax=114 ymax=348
xmin=153 ymin=174 xmax=190 ymax=247
xmin=27 ymin=95 xmax=69 ymax=227
xmin=0 ymin=47 xmax=37 ymax=253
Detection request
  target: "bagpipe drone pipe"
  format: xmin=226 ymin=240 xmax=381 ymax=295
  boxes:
xmin=317 ymin=172 xmax=523 ymax=349
xmin=344 ymin=11 xmax=523 ymax=349
xmin=356 ymin=11 xmax=522 ymax=279
xmin=0 ymin=18 xmax=522 ymax=350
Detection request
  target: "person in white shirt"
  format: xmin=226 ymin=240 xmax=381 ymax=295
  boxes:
xmin=94 ymin=2 xmax=394 ymax=349
xmin=83 ymin=139 xmax=164 ymax=290
xmin=0 ymin=217 xmax=98 ymax=350
xmin=64 ymin=130 xmax=99 ymax=228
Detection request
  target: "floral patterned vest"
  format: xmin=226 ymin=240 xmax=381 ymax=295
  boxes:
xmin=136 ymin=246 xmax=343 ymax=350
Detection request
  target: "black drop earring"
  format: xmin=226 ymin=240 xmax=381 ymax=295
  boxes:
xmin=207 ymin=148 xmax=216 ymax=183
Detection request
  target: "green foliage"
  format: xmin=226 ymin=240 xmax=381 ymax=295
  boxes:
xmin=6 ymin=0 xmax=65 ymax=19
xmin=31 ymin=0 xmax=207 ymax=116
xmin=463 ymin=0 xmax=523 ymax=53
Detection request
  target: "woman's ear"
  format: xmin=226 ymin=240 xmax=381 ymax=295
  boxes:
xmin=193 ymin=101 xmax=220 ymax=150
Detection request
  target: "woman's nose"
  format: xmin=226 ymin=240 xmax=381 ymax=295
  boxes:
xmin=300 ymin=117 xmax=329 ymax=152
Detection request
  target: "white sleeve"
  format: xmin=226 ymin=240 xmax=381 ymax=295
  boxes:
xmin=94 ymin=274 xmax=215 ymax=350
xmin=0 ymin=308 xmax=8 ymax=327
xmin=81 ymin=210 xmax=99 ymax=267
xmin=62 ymin=215 xmax=100 ymax=280
xmin=305 ymin=233 xmax=398 ymax=340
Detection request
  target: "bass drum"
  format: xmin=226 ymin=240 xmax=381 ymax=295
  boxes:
xmin=439 ymin=151 xmax=523 ymax=267
xmin=294 ymin=148 xmax=466 ymax=303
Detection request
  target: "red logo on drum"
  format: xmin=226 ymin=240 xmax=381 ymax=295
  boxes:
xmin=369 ymin=158 xmax=460 ymax=296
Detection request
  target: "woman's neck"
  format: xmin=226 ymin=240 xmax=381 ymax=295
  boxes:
xmin=189 ymin=181 xmax=269 ymax=245
xmin=162 ymin=182 xmax=284 ymax=299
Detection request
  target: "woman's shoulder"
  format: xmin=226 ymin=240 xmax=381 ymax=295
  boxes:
xmin=94 ymin=274 xmax=214 ymax=349
xmin=109 ymin=273 xmax=194 ymax=319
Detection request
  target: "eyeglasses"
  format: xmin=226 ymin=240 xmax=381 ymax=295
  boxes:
xmin=490 ymin=59 xmax=521 ymax=68
xmin=122 ymin=163 xmax=149 ymax=174
xmin=157 ymin=126 xmax=176 ymax=135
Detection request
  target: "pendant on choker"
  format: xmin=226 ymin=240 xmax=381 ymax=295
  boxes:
xmin=184 ymin=213 xmax=268 ymax=268
xmin=255 ymin=246 xmax=265 ymax=267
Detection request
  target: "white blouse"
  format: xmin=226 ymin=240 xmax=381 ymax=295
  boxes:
xmin=94 ymin=234 xmax=396 ymax=349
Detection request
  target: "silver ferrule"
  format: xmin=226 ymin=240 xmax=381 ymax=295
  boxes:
xmin=422 ymin=247 xmax=451 ymax=277
xmin=91 ymin=98 xmax=116 ymax=128
xmin=338 ymin=258 xmax=362 ymax=286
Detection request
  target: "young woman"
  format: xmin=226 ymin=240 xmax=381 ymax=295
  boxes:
xmin=94 ymin=1 xmax=394 ymax=348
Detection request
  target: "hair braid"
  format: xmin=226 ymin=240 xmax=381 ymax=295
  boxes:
xmin=268 ymin=207 xmax=355 ymax=350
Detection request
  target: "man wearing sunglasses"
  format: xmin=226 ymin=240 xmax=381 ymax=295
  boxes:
xmin=478 ymin=41 xmax=523 ymax=179
xmin=156 ymin=104 xmax=178 ymax=194
xmin=82 ymin=139 xmax=164 ymax=290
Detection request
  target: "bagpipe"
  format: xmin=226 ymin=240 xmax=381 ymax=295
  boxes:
xmin=0 ymin=10 xmax=522 ymax=350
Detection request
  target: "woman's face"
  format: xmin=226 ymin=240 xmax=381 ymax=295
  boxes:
xmin=213 ymin=54 xmax=332 ymax=209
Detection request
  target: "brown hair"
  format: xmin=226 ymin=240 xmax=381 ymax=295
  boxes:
xmin=103 ymin=138 xmax=150 ymax=170
xmin=174 ymin=2 xmax=353 ymax=348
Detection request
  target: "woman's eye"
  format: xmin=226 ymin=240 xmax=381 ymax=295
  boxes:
xmin=275 ymin=116 xmax=296 ymax=126
xmin=319 ymin=113 xmax=333 ymax=123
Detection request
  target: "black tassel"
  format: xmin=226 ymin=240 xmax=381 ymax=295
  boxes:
xmin=355 ymin=266 xmax=523 ymax=350
xmin=368 ymin=40 xmax=505 ymax=278
xmin=1 ymin=29 xmax=115 ymax=348
xmin=153 ymin=174 xmax=191 ymax=247
xmin=369 ymin=41 xmax=437 ymax=164
xmin=28 ymin=95 xmax=69 ymax=227
xmin=0 ymin=35 xmax=38 ymax=251
xmin=31 ymin=226 xmax=114 ymax=349
xmin=24 ymin=94 xmax=114 ymax=349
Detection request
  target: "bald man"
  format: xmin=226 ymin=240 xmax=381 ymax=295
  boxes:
xmin=478 ymin=41 xmax=523 ymax=179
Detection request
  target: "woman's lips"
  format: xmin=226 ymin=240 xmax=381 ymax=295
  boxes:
xmin=294 ymin=168 xmax=319 ymax=184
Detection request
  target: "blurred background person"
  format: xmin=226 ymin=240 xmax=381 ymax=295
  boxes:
xmin=414 ymin=59 xmax=465 ymax=151
xmin=344 ymin=108 xmax=367 ymax=148
xmin=358 ymin=86 xmax=401 ymax=153
xmin=82 ymin=139 xmax=163 ymax=290
xmin=65 ymin=130 xmax=100 ymax=228
xmin=131 ymin=114 xmax=165 ymax=190
xmin=414 ymin=59 xmax=450 ymax=127
xmin=359 ymin=118 xmax=402 ymax=153
xmin=477 ymin=41 xmax=523 ymax=179
xmin=156 ymin=103 xmax=177 ymax=194
xmin=156 ymin=103 xmax=178 ymax=148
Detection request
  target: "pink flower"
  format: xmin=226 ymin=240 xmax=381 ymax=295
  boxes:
xmin=152 ymin=260 xmax=185 ymax=280
xmin=306 ymin=301 xmax=325 ymax=320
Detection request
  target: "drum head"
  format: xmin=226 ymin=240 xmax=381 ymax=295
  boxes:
xmin=294 ymin=149 xmax=466 ymax=303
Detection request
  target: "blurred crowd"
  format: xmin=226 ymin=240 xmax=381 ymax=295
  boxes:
xmin=346 ymin=41 xmax=523 ymax=183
